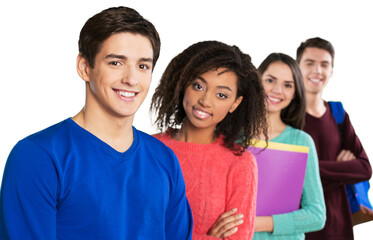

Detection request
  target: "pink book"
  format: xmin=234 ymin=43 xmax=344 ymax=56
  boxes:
xmin=248 ymin=140 xmax=309 ymax=216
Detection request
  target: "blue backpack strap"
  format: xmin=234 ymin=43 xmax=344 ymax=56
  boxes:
xmin=329 ymin=101 xmax=345 ymax=124
xmin=329 ymin=101 xmax=345 ymax=143
xmin=346 ymin=184 xmax=361 ymax=213
xmin=329 ymin=101 xmax=373 ymax=213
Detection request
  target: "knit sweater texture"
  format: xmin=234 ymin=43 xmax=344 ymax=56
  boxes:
xmin=253 ymin=126 xmax=326 ymax=240
xmin=154 ymin=132 xmax=257 ymax=240
xmin=304 ymin=102 xmax=371 ymax=240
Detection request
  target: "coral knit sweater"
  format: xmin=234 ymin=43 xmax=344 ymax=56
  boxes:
xmin=153 ymin=133 xmax=257 ymax=240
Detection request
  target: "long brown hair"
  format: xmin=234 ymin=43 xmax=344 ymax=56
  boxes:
xmin=258 ymin=53 xmax=306 ymax=130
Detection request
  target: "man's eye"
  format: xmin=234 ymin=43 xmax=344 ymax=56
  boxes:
xmin=109 ymin=61 xmax=121 ymax=66
xmin=139 ymin=64 xmax=150 ymax=70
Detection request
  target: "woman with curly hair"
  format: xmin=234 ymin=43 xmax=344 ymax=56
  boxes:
xmin=151 ymin=41 xmax=267 ymax=239
xmin=252 ymin=53 xmax=326 ymax=240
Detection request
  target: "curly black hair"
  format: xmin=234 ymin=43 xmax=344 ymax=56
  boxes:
xmin=151 ymin=41 xmax=267 ymax=154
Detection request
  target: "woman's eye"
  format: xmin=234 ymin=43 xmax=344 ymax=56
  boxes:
xmin=217 ymin=93 xmax=227 ymax=99
xmin=265 ymin=78 xmax=274 ymax=83
xmin=285 ymin=83 xmax=293 ymax=88
xmin=192 ymin=83 xmax=203 ymax=90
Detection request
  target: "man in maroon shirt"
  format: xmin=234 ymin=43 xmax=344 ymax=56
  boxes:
xmin=296 ymin=37 xmax=372 ymax=240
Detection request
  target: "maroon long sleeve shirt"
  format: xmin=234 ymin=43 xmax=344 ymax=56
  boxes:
xmin=304 ymin=102 xmax=371 ymax=240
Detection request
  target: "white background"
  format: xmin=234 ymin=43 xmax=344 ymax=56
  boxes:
xmin=0 ymin=0 xmax=372 ymax=238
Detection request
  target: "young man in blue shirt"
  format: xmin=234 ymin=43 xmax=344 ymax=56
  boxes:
xmin=0 ymin=6 xmax=193 ymax=239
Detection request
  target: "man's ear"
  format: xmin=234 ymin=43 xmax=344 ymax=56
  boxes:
xmin=229 ymin=96 xmax=243 ymax=113
xmin=76 ymin=54 xmax=90 ymax=82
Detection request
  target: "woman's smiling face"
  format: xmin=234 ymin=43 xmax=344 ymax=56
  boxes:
xmin=262 ymin=61 xmax=295 ymax=114
xmin=182 ymin=68 xmax=242 ymax=132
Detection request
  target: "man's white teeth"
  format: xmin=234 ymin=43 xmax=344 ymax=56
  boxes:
xmin=310 ymin=78 xmax=321 ymax=83
xmin=118 ymin=91 xmax=135 ymax=97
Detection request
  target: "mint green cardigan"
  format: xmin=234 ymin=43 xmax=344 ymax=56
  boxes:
xmin=253 ymin=126 xmax=326 ymax=240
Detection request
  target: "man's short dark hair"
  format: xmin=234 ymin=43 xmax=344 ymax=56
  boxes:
xmin=78 ymin=6 xmax=160 ymax=69
xmin=296 ymin=37 xmax=335 ymax=66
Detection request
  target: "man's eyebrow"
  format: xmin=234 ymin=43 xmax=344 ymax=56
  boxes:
xmin=304 ymin=59 xmax=315 ymax=62
xmin=139 ymin=57 xmax=153 ymax=62
xmin=304 ymin=58 xmax=331 ymax=65
xmin=105 ymin=54 xmax=127 ymax=60
xmin=104 ymin=54 xmax=153 ymax=64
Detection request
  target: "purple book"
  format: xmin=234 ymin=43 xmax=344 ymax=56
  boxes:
xmin=248 ymin=140 xmax=309 ymax=216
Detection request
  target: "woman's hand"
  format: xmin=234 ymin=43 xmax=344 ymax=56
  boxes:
xmin=207 ymin=208 xmax=244 ymax=239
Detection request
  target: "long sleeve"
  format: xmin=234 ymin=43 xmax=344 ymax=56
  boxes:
xmin=0 ymin=139 xmax=59 ymax=240
xmin=304 ymin=109 xmax=371 ymax=192
xmin=272 ymin=136 xmax=326 ymax=235
xmin=193 ymin=235 xmax=220 ymax=239
xmin=192 ymin=234 xmax=220 ymax=239
xmin=318 ymin=113 xmax=371 ymax=184
xmin=253 ymin=126 xmax=326 ymax=240
xmin=1 ymin=122 xmax=193 ymax=239
xmin=192 ymin=152 xmax=257 ymax=240
xmin=225 ymin=152 xmax=257 ymax=240
xmin=165 ymin=153 xmax=194 ymax=240
xmin=304 ymin=104 xmax=370 ymax=239
xmin=153 ymin=133 xmax=258 ymax=240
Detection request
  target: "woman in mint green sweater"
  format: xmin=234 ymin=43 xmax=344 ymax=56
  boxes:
xmin=251 ymin=53 xmax=326 ymax=239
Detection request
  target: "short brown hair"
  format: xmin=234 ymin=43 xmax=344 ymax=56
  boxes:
xmin=296 ymin=37 xmax=335 ymax=66
xmin=78 ymin=6 xmax=160 ymax=69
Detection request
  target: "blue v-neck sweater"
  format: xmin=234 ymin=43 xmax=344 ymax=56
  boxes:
xmin=0 ymin=118 xmax=193 ymax=239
